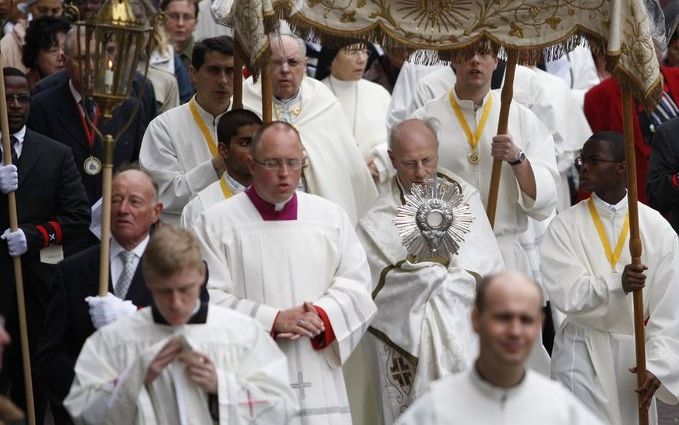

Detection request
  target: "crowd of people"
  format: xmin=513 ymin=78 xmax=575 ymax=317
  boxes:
xmin=1 ymin=0 xmax=679 ymax=424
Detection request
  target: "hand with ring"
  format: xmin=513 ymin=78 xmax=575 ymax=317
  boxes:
xmin=274 ymin=302 xmax=325 ymax=340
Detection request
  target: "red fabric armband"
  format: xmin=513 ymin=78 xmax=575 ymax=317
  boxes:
xmin=672 ymin=173 xmax=679 ymax=189
xmin=311 ymin=306 xmax=335 ymax=350
xmin=35 ymin=225 xmax=49 ymax=248
xmin=48 ymin=220 xmax=63 ymax=244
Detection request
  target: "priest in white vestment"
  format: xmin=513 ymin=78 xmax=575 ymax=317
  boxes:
xmin=357 ymin=119 xmax=504 ymax=424
xmin=395 ymin=271 xmax=603 ymax=425
xmin=194 ymin=122 xmax=377 ymax=425
xmin=242 ymin=34 xmax=378 ymax=224
xmin=318 ymin=45 xmax=393 ymax=189
xmin=180 ymin=109 xmax=261 ymax=228
xmin=65 ymin=226 xmax=298 ymax=425
xmin=140 ymin=36 xmax=234 ymax=225
xmin=541 ymin=132 xmax=679 ymax=425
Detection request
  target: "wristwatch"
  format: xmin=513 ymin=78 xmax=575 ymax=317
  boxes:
xmin=509 ymin=150 xmax=526 ymax=166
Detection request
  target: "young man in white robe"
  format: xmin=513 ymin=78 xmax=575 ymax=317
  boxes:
xmin=180 ymin=109 xmax=261 ymax=228
xmin=242 ymin=33 xmax=378 ymax=224
xmin=541 ymin=131 xmax=679 ymax=425
xmin=319 ymin=44 xmax=393 ymax=190
xmin=194 ymin=122 xmax=377 ymax=425
xmin=357 ymin=119 xmax=504 ymax=424
xmin=64 ymin=225 xmax=298 ymax=425
xmin=395 ymin=271 xmax=603 ymax=425
xmin=140 ymin=36 xmax=234 ymax=225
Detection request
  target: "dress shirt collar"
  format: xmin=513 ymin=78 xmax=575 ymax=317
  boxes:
xmin=110 ymin=234 xmax=150 ymax=261
xmin=591 ymin=191 xmax=628 ymax=220
xmin=191 ymin=94 xmax=230 ymax=121
xmin=450 ymin=86 xmax=492 ymax=112
xmin=223 ymin=172 xmax=248 ymax=193
xmin=470 ymin=364 xmax=527 ymax=401
xmin=1 ymin=126 xmax=26 ymax=158
xmin=69 ymin=79 xmax=82 ymax=104
xmin=245 ymin=186 xmax=297 ymax=220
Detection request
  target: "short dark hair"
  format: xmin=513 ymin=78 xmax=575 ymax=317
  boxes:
xmin=192 ymin=35 xmax=233 ymax=70
xmin=250 ymin=121 xmax=301 ymax=157
xmin=2 ymin=67 xmax=28 ymax=80
xmin=217 ymin=109 xmax=262 ymax=147
xmin=587 ymin=131 xmax=626 ymax=162
xmin=22 ymin=16 xmax=71 ymax=71
xmin=159 ymin=0 xmax=198 ymax=18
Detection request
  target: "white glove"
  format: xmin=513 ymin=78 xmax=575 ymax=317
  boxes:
xmin=85 ymin=293 xmax=137 ymax=329
xmin=0 ymin=164 xmax=18 ymax=194
xmin=1 ymin=228 xmax=27 ymax=257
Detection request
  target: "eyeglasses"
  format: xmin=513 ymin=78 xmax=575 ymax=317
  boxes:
xmin=166 ymin=12 xmax=196 ymax=22
xmin=398 ymin=156 xmax=437 ymax=170
xmin=254 ymin=158 xmax=305 ymax=170
xmin=6 ymin=94 xmax=30 ymax=104
xmin=574 ymin=156 xmax=620 ymax=170
xmin=271 ymin=58 xmax=304 ymax=69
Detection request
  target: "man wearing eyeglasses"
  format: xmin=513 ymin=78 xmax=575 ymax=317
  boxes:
xmin=140 ymin=35 xmax=234 ymax=225
xmin=541 ymin=131 xmax=679 ymax=425
xmin=357 ymin=118 xmax=503 ymax=424
xmin=194 ymin=121 xmax=377 ymax=425
xmin=242 ymin=33 xmax=378 ymax=225
xmin=0 ymin=66 xmax=90 ymax=424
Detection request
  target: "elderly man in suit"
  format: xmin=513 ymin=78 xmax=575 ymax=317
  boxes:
xmin=27 ymin=27 xmax=146 ymax=205
xmin=35 ymin=167 xmax=165 ymax=424
xmin=0 ymin=66 xmax=91 ymax=425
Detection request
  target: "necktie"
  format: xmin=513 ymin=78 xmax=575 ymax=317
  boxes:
xmin=9 ymin=135 xmax=18 ymax=164
xmin=115 ymin=250 xmax=135 ymax=298
xmin=83 ymin=97 xmax=97 ymax=122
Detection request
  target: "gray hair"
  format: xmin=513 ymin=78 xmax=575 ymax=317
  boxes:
xmin=389 ymin=117 xmax=440 ymax=150
xmin=270 ymin=32 xmax=307 ymax=58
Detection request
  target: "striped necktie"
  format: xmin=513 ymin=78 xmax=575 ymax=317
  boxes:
xmin=115 ymin=250 xmax=135 ymax=298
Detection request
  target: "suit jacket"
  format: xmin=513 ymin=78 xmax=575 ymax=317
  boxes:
xmin=27 ymin=75 xmax=147 ymax=204
xmin=0 ymin=129 xmax=90 ymax=417
xmin=647 ymin=116 xmax=679 ymax=233
xmin=584 ymin=66 xmax=679 ymax=204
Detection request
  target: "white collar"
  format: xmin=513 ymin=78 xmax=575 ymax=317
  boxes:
xmin=1 ymin=125 xmax=27 ymax=143
xmin=69 ymin=79 xmax=82 ymax=104
xmin=110 ymin=234 xmax=150 ymax=260
xmin=328 ymin=75 xmax=358 ymax=90
xmin=591 ymin=191 xmax=628 ymax=219
xmin=470 ymin=365 xmax=527 ymax=401
xmin=450 ymin=86 xmax=492 ymax=112
xmin=191 ymin=94 xmax=230 ymax=122
xmin=274 ymin=88 xmax=302 ymax=106
xmin=223 ymin=172 xmax=247 ymax=193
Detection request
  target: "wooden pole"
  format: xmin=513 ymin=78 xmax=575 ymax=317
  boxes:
xmin=233 ymin=35 xmax=243 ymax=110
xmin=486 ymin=52 xmax=518 ymax=227
xmin=98 ymin=134 xmax=115 ymax=296
xmin=261 ymin=53 xmax=272 ymax=123
xmin=621 ymin=87 xmax=648 ymax=425
xmin=0 ymin=55 xmax=36 ymax=425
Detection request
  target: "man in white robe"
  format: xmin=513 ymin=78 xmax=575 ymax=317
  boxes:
xmin=140 ymin=36 xmax=234 ymax=225
xmin=180 ymin=109 xmax=261 ymax=228
xmin=194 ymin=122 xmax=377 ymax=425
xmin=395 ymin=271 xmax=603 ymax=425
xmin=65 ymin=225 xmax=298 ymax=425
xmin=541 ymin=132 xmax=679 ymax=425
xmin=242 ymin=33 xmax=377 ymax=224
xmin=319 ymin=45 xmax=393 ymax=189
xmin=357 ymin=119 xmax=504 ymax=424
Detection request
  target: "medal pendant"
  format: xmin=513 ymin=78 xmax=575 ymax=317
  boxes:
xmin=84 ymin=156 xmax=102 ymax=175
xmin=467 ymin=152 xmax=480 ymax=165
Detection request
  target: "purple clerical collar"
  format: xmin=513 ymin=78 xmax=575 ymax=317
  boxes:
xmin=245 ymin=186 xmax=298 ymax=221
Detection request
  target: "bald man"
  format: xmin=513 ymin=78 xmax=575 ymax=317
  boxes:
xmin=195 ymin=121 xmax=376 ymax=425
xmin=357 ymin=118 xmax=503 ymax=423
xmin=242 ymin=33 xmax=377 ymax=224
xmin=396 ymin=271 xmax=603 ymax=425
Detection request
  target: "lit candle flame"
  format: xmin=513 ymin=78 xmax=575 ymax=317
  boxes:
xmin=108 ymin=60 xmax=113 ymax=69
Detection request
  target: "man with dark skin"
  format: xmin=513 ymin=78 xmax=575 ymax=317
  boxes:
xmin=542 ymin=132 xmax=679 ymax=425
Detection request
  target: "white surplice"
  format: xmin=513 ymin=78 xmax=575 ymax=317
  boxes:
xmin=357 ymin=171 xmax=504 ymax=424
xmin=64 ymin=305 xmax=298 ymax=425
xmin=321 ymin=76 xmax=394 ymax=187
xmin=541 ymin=194 xmax=679 ymax=425
xmin=180 ymin=173 xmax=246 ymax=229
xmin=194 ymin=192 xmax=377 ymax=424
xmin=411 ymin=89 xmax=558 ymax=276
xmin=394 ymin=368 xmax=605 ymax=425
xmin=140 ymin=96 xmax=229 ymax=225
xmin=242 ymin=76 xmax=378 ymax=224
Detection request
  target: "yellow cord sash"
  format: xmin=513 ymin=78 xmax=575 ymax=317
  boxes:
xmin=587 ymin=197 xmax=630 ymax=270
xmin=448 ymin=91 xmax=493 ymax=154
xmin=189 ymin=98 xmax=232 ymax=200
